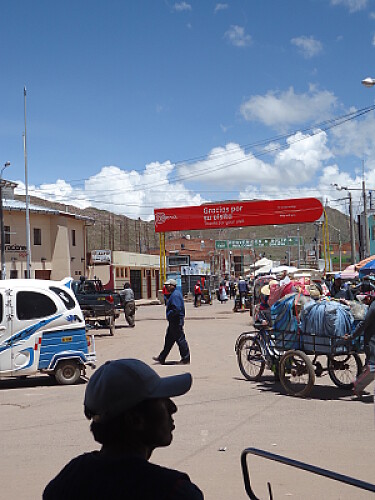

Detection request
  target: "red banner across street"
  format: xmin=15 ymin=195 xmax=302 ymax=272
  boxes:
xmin=154 ymin=198 xmax=323 ymax=233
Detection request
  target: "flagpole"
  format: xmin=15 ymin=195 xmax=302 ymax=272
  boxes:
xmin=23 ymin=87 xmax=31 ymax=278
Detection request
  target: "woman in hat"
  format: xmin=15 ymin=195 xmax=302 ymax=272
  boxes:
xmin=255 ymin=284 xmax=272 ymax=326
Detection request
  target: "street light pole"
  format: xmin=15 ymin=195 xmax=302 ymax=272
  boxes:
xmin=0 ymin=162 xmax=11 ymax=280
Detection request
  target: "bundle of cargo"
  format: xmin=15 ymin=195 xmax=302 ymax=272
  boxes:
xmin=299 ymin=299 xmax=354 ymax=354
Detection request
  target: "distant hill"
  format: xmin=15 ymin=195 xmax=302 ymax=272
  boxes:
xmin=15 ymin=195 xmax=354 ymax=255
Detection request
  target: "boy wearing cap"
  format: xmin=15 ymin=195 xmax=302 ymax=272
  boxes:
xmin=153 ymin=279 xmax=191 ymax=365
xmin=43 ymin=359 xmax=203 ymax=499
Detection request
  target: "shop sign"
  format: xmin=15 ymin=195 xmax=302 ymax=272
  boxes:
xmin=91 ymin=249 xmax=111 ymax=264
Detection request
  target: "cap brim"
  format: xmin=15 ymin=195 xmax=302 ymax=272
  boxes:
xmin=152 ymin=372 xmax=192 ymax=399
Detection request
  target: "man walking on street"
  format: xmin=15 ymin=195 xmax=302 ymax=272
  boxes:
xmin=153 ymin=279 xmax=191 ymax=365
xmin=238 ymin=276 xmax=248 ymax=309
xmin=120 ymin=282 xmax=136 ymax=327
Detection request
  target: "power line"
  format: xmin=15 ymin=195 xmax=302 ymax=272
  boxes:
xmin=35 ymin=104 xmax=375 ymax=193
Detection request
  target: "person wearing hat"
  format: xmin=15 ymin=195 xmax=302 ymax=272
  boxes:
xmin=256 ymin=283 xmax=272 ymax=326
xmin=329 ymin=273 xmax=354 ymax=301
xmin=345 ymin=293 xmax=375 ymax=397
xmin=43 ymin=359 xmax=203 ymax=499
xmin=153 ymin=279 xmax=191 ymax=365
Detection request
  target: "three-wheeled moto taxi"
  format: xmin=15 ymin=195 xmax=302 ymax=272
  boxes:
xmin=0 ymin=278 xmax=96 ymax=385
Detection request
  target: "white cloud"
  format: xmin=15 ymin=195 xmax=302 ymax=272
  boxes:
xmin=372 ymin=34 xmax=375 ymax=46
xmin=238 ymin=162 xmax=366 ymax=217
xmin=240 ymin=86 xmax=338 ymax=129
xmin=173 ymin=2 xmax=192 ymax=12
xmin=331 ymin=0 xmax=368 ymax=13
xmin=291 ymin=36 xmax=323 ymax=58
xmin=214 ymin=3 xmax=228 ymax=13
xmin=15 ymin=163 xmax=205 ymax=221
xmin=177 ymin=131 xmax=332 ymax=188
xmin=330 ymin=108 xmax=375 ymax=161
xmin=224 ymin=25 xmax=252 ymax=47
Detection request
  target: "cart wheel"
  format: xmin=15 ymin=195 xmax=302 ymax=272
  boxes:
xmin=237 ymin=338 xmax=265 ymax=381
xmin=279 ymin=350 xmax=315 ymax=397
xmin=327 ymin=353 xmax=362 ymax=389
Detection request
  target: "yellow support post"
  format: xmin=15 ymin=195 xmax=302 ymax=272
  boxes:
xmin=322 ymin=209 xmax=331 ymax=272
xmin=159 ymin=233 xmax=166 ymax=288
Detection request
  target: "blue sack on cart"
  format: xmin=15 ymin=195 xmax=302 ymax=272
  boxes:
xmin=299 ymin=300 xmax=354 ymax=353
xmin=271 ymin=294 xmax=299 ymax=349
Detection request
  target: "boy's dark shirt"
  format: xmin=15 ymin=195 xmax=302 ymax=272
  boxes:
xmin=43 ymin=452 xmax=203 ymax=500
xmin=352 ymin=300 xmax=375 ymax=345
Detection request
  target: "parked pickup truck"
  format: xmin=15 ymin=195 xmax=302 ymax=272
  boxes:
xmin=71 ymin=278 xmax=121 ymax=336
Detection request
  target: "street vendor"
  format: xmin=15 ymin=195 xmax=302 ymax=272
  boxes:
xmin=345 ymin=292 xmax=375 ymax=397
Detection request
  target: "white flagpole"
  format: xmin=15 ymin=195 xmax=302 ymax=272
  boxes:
xmin=23 ymin=87 xmax=31 ymax=278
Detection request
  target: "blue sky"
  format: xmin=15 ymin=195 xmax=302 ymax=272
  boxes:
xmin=2 ymin=0 xmax=375 ymax=220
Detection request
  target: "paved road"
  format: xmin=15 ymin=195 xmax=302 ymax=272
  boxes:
xmin=1 ymin=300 xmax=374 ymax=499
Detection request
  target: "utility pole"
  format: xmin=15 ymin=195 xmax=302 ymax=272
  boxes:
xmin=297 ymin=226 xmax=301 ymax=268
xmin=314 ymin=223 xmax=320 ymax=268
xmin=363 ymin=179 xmax=370 ymax=258
xmin=348 ymin=192 xmax=356 ymax=264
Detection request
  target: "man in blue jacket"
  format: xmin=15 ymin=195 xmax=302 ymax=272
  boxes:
xmin=153 ymin=279 xmax=191 ymax=365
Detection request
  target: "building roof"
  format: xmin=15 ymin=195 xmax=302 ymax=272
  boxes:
xmin=3 ymin=198 xmax=94 ymax=222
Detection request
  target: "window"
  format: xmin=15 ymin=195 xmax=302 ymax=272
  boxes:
xmin=16 ymin=291 xmax=57 ymax=320
xmin=0 ymin=294 xmax=3 ymax=322
xmin=4 ymin=225 xmax=10 ymax=244
xmin=72 ymin=229 xmax=76 ymax=246
xmin=10 ymin=270 xmax=18 ymax=279
xmin=116 ymin=267 xmax=125 ymax=278
xmin=49 ymin=287 xmax=76 ymax=310
xmin=33 ymin=228 xmax=41 ymax=246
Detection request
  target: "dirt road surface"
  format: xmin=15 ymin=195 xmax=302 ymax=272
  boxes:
xmin=1 ymin=299 xmax=374 ymax=499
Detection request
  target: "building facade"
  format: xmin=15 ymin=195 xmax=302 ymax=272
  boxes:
xmin=1 ymin=181 xmax=91 ymax=280
xmin=87 ymin=250 xmax=160 ymax=300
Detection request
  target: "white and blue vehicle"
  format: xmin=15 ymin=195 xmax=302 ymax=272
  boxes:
xmin=0 ymin=278 xmax=96 ymax=385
